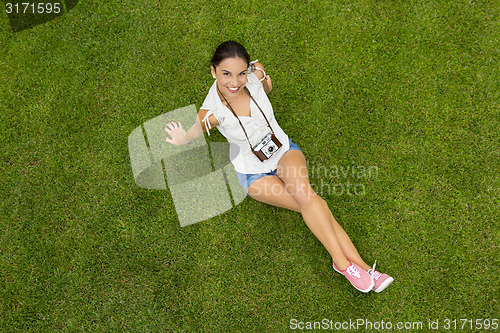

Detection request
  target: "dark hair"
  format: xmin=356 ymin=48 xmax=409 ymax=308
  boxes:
xmin=211 ymin=41 xmax=250 ymax=69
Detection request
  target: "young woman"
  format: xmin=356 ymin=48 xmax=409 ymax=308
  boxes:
xmin=164 ymin=41 xmax=393 ymax=293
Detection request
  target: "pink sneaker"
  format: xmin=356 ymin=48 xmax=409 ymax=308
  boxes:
xmin=336 ymin=261 xmax=374 ymax=293
xmin=368 ymin=261 xmax=393 ymax=293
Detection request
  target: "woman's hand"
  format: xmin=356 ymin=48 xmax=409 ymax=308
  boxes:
xmin=264 ymin=74 xmax=272 ymax=93
xmin=164 ymin=121 xmax=186 ymax=145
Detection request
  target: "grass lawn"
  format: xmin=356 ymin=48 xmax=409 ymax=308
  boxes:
xmin=1 ymin=0 xmax=498 ymax=331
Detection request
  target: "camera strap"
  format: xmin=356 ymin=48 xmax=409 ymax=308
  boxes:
xmin=217 ymin=86 xmax=275 ymax=154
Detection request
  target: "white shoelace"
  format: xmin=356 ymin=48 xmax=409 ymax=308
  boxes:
xmin=346 ymin=265 xmax=361 ymax=279
xmin=368 ymin=260 xmax=382 ymax=280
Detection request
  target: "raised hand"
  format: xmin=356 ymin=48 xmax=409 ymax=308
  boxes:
xmin=164 ymin=121 xmax=186 ymax=145
xmin=265 ymin=75 xmax=272 ymax=92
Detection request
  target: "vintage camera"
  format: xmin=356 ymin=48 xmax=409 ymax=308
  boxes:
xmin=252 ymin=132 xmax=282 ymax=162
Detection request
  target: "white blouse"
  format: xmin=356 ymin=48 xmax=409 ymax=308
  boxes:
xmin=200 ymin=65 xmax=290 ymax=174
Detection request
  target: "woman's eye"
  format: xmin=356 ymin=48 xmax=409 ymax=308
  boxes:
xmin=224 ymin=73 xmax=230 ymax=77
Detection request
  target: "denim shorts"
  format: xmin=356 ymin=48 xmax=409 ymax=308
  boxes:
xmin=236 ymin=138 xmax=302 ymax=195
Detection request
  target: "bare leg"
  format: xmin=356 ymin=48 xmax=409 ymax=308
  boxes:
xmin=247 ymin=151 xmax=371 ymax=271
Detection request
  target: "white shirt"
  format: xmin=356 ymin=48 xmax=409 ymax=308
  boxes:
xmin=200 ymin=69 xmax=290 ymax=174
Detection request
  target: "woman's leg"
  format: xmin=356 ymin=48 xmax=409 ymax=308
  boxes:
xmin=331 ymin=216 xmax=371 ymax=271
xmin=247 ymin=150 xmax=371 ymax=271
xmin=276 ymin=150 xmax=352 ymax=269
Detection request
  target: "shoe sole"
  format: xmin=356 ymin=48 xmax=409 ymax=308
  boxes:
xmin=373 ymin=277 xmax=394 ymax=293
xmin=353 ymin=279 xmax=374 ymax=293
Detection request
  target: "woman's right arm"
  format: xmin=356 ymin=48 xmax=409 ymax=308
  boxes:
xmin=164 ymin=109 xmax=220 ymax=145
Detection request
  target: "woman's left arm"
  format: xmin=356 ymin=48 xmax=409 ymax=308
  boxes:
xmin=251 ymin=62 xmax=272 ymax=94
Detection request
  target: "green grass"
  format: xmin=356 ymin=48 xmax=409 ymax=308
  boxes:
xmin=1 ymin=0 xmax=499 ymax=331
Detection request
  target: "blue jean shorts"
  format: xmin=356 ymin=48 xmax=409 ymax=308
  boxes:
xmin=236 ymin=138 xmax=302 ymax=195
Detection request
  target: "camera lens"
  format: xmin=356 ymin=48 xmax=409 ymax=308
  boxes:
xmin=268 ymin=146 xmax=274 ymax=153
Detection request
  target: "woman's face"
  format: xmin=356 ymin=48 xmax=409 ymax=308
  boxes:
xmin=211 ymin=57 xmax=248 ymax=98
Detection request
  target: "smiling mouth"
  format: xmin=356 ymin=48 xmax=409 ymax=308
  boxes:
xmin=227 ymin=86 xmax=240 ymax=93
